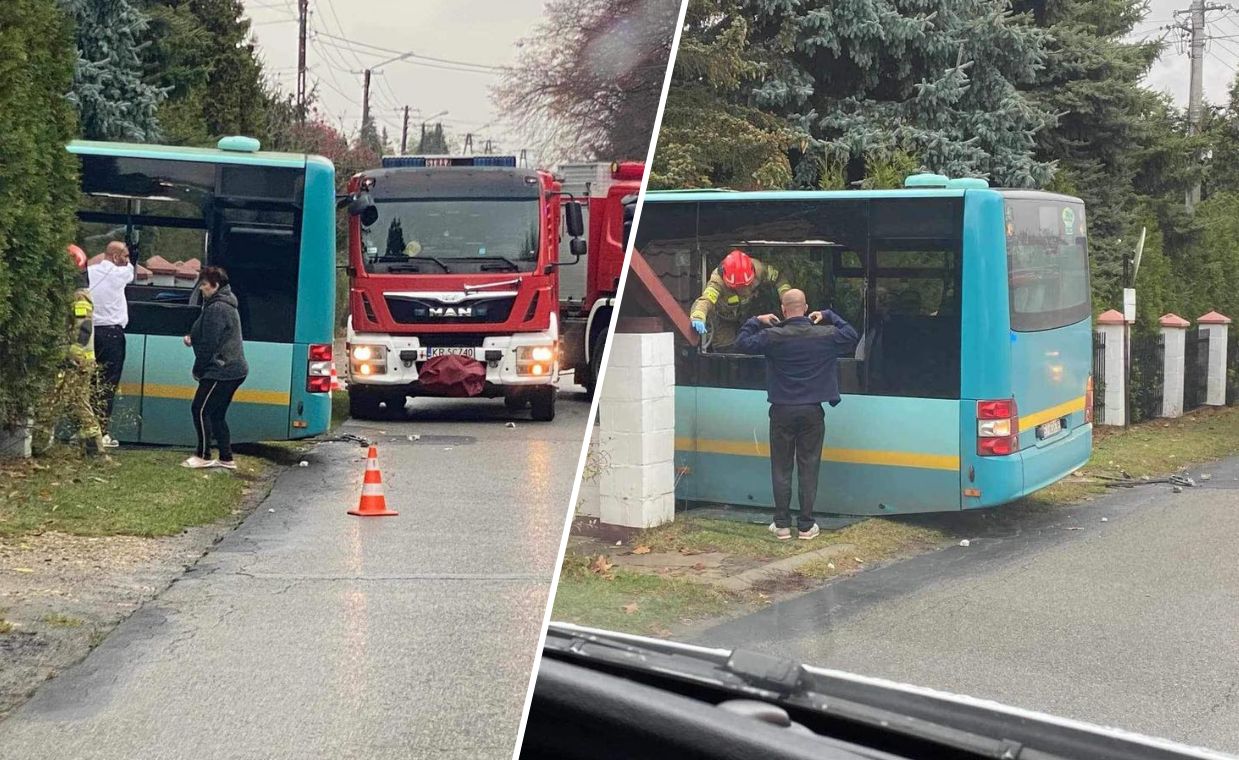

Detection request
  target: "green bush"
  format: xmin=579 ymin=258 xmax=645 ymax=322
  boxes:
xmin=0 ymin=0 xmax=80 ymax=429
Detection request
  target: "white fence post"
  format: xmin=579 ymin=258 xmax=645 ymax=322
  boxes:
xmin=598 ymin=331 xmax=676 ymax=528
xmin=1198 ymin=311 xmax=1232 ymax=406
xmin=1097 ymin=309 xmax=1128 ymax=426
xmin=1159 ymin=313 xmax=1189 ymax=418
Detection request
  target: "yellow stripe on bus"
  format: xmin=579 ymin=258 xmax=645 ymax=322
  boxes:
xmin=674 ymin=437 xmax=959 ymax=471
xmin=1019 ymin=396 xmax=1086 ymax=432
xmin=116 ymin=382 xmax=289 ymax=406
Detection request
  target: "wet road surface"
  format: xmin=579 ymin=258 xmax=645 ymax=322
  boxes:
xmin=0 ymin=386 xmax=589 ymax=759
xmin=700 ymin=456 xmax=1239 ymax=755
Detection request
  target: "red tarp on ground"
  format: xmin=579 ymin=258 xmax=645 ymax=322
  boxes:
xmin=418 ymin=354 xmax=486 ymax=397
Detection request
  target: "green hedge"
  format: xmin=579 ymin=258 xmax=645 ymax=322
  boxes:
xmin=0 ymin=0 xmax=81 ymax=427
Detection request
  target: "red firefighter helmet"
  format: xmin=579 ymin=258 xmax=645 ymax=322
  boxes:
xmin=720 ymin=250 xmax=756 ymax=289
xmin=67 ymin=244 xmax=87 ymax=270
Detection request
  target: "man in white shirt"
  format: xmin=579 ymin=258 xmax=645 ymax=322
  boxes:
xmin=87 ymin=241 xmax=134 ymax=448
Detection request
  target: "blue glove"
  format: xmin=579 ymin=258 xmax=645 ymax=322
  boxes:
xmin=691 ymin=319 xmax=707 ymax=335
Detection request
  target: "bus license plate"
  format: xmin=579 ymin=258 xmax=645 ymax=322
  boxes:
xmin=1037 ymin=419 xmax=1063 ymax=439
xmin=427 ymin=347 xmax=475 ymax=360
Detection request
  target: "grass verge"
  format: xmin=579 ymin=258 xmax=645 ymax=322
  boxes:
xmin=556 ymin=405 xmax=1239 ymax=636
xmin=551 ymin=554 xmax=748 ymax=636
xmin=0 ymin=446 xmax=280 ymax=538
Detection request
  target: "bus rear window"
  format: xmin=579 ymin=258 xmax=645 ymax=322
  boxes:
xmin=1005 ymin=198 xmax=1090 ymax=331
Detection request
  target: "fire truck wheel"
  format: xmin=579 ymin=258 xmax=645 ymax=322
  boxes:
xmin=505 ymin=393 xmax=528 ymax=411
xmin=530 ymin=387 xmax=556 ymax=422
xmin=348 ymin=388 xmax=385 ymax=420
xmin=585 ymin=332 xmax=606 ymax=398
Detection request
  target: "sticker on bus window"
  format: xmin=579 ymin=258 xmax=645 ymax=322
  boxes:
xmin=1061 ymin=207 xmax=1075 ymax=236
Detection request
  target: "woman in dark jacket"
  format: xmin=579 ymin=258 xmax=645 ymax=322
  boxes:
xmin=182 ymin=266 xmax=248 ymax=469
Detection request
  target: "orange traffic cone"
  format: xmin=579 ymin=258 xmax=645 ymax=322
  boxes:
xmin=348 ymin=446 xmax=398 ymax=516
xmin=330 ymin=365 xmax=344 ymax=391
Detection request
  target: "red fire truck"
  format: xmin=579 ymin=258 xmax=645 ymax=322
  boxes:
xmin=342 ymin=156 xmax=641 ymax=419
xmin=558 ymin=161 xmax=643 ymax=396
xmin=342 ymin=155 xmax=584 ymax=421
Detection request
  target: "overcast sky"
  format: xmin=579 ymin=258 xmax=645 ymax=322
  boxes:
xmin=244 ymin=0 xmax=546 ymax=158
xmin=1131 ymin=0 xmax=1239 ymax=108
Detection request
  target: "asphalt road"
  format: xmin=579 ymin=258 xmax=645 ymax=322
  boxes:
xmin=699 ymin=455 xmax=1239 ymax=756
xmin=0 ymin=383 xmax=589 ymax=760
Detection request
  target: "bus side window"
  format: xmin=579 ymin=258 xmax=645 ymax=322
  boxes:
xmin=867 ymin=246 xmax=961 ymax=399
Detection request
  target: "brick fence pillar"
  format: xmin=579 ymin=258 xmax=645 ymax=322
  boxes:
xmin=1097 ymin=309 xmax=1127 ymax=426
xmin=1198 ymin=311 xmax=1232 ymax=406
xmin=1159 ymin=313 xmax=1189 ymax=418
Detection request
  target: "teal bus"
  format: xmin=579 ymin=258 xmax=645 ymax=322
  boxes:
xmin=631 ymin=174 xmax=1093 ymax=515
xmin=70 ymin=137 xmax=337 ymax=446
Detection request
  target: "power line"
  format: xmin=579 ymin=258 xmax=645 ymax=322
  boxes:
xmin=308 ymin=64 xmax=359 ymax=106
xmin=312 ymin=37 xmax=502 ymax=76
xmin=1208 ymin=49 xmax=1237 ymax=70
xmin=310 ymin=31 xmax=505 ymax=72
xmin=318 ymin=0 xmax=368 ymax=71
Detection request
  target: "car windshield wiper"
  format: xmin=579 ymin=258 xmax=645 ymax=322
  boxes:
xmin=542 ymin=623 xmax=1225 ymax=760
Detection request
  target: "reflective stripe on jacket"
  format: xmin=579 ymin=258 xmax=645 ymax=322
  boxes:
xmin=690 ymin=259 xmax=792 ymax=323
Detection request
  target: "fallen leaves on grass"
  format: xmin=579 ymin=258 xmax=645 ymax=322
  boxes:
xmin=631 ymin=545 xmax=651 ymax=555
xmin=678 ymin=547 xmax=702 ymax=556
xmin=589 ymin=554 xmax=615 ymax=580
xmin=622 ymin=602 xmax=639 ymax=615
xmin=691 ymin=562 xmax=706 ymax=571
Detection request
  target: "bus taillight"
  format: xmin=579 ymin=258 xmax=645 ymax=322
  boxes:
xmin=1084 ymin=376 xmax=1094 ymax=424
xmin=977 ymin=399 xmax=1019 ymax=456
xmin=308 ymin=343 xmax=333 ymax=393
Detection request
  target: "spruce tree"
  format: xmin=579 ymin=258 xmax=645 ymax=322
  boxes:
xmin=1011 ymin=0 xmax=1161 ymax=312
xmin=743 ymin=0 xmax=1055 ymax=188
xmin=63 ymin=0 xmax=164 ymax=141
xmin=651 ymin=0 xmax=795 ymax=189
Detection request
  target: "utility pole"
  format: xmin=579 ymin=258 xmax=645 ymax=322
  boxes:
xmin=462 ymin=133 xmax=473 ymax=154
xmin=1177 ymin=0 xmax=1227 ymax=210
xmin=1187 ymin=0 xmax=1205 ymax=209
xmin=361 ymin=69 xmax=372 ymax=133
xmin=400 ymin=106 xmax=410 ymax=154
xmin=296 ymin=0 xmax=308 ymax=122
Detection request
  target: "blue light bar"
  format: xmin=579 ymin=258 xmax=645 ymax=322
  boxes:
xmin=381 ymin=155 xmax=517 ymax=168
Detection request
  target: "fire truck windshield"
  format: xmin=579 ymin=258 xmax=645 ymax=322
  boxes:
xmin=360 ymin=197 xmax=541 ymax=274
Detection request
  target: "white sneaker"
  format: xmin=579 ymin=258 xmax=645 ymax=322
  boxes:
xmin=768 ymin=522 xmax=791 ymax=540
xmin=102 ymin=435 xmax=120 ymax=449
xmin=798 ymin=524 xmax=821 ymax=540
xmin=213 ymin=460 xmax=238 ymax=471
xmin=181 ymin=456 xmax=216 ymax=469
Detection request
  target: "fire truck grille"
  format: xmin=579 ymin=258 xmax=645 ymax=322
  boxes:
xmin=384 ymin=295 xmax=516 ymax=325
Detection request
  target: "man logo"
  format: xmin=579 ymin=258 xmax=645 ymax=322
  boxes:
xmin=427 ymin=306 xmax=473 ymax=318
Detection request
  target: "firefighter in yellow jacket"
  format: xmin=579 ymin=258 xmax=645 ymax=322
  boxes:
xmin=690 ymin=250 xmax=793 ymax=349
xmin=55 ymin=248 xmax=107 ymax=455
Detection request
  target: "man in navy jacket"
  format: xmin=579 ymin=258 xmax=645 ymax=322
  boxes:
xmin=734 ymin=289 xmax=859 ymax=540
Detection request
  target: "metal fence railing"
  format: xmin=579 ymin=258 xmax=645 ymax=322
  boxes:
xmin=1183 ymin=327 xmax=1210 ymax=412
xmin=1128 ymin=332 xmax=1164 ymax=424
xmin=1092 ymin=331 xmax=1106 ymax=424
xmin=1228 ymin=331 xmax=1238 ymax=406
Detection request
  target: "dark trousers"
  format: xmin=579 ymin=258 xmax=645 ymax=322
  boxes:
xmin=191 ymin=378 xmax=244 ymax=461
xmin=769 ymin=403 xmax=825 ymax=531
xmin=94 ymin=326 xmax=126 ymax=431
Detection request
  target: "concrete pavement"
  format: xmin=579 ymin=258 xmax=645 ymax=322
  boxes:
xmin=0 ymin=386 xmax=589 ymax=759
xmin=699 ymin=456 xmax=1239 ymax=756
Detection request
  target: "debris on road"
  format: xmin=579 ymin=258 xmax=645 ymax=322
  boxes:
xmin=505 ymin=422 xmax=517 ymax=428
xmin=1101 ymin=517 xmax=1109 ymax=522
xmin=406 ymin=434 xmax=420 ymax=441
xmin=268 ymin=508 xmax=275 ymax=513
xmin=959 ymin=539 xmax=971 ymax=547
xmin=1173 ymin=485 xmax=1184 ymax=493
xmin=1201 ymin=473 xmax=1212 ymax=481
xmin=298 ymin=461 xmax=308 ymax=468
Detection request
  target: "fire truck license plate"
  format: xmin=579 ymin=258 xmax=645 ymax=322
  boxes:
xmin=427 ymin=347 xmax=476 ymax=360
